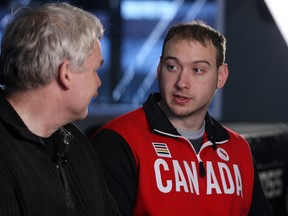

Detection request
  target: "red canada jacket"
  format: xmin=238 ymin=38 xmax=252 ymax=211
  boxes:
xmin=91 ymin=93 xmax=273 ymax=216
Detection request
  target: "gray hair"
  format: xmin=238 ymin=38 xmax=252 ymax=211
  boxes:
xmin=0 ymin=2 xmax=104 ymax=91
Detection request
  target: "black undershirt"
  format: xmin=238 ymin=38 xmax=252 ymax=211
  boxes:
xmin=176 ymin=125 xmax=205 ymax=154
xmin=189 ymin=137 xmax=203 ymax=153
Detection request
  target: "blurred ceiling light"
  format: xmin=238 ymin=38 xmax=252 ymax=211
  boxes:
xmin=264 ymin=0 xmax=288 ymax=46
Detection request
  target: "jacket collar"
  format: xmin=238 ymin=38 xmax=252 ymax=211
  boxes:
xmin=143 ymin=93 xmax=230 ymax=143
xmin=0 ymin=91 xmax=74 ymax=147
xmin=0 ymin=90 xmax=32 ymax=137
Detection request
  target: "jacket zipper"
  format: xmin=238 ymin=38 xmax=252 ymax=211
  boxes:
xmin=55 ymin=128 xmax=76 ymax=215
xmin=154 ymin=129 xmax=215 ymax=178
xmin=56 ymin=155 xmax=76 ymax=215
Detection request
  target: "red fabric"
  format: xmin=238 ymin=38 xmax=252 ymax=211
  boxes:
xmin=103 ymin=108 xmax=253 ymax=216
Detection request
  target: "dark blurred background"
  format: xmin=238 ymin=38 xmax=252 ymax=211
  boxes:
xmin=0 ymin=0 xmax=287 ymax=215
xmin=1 ymin=0 xmax=285 ymax=126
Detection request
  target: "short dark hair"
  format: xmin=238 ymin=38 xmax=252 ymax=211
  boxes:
xmin=161 ymin=20 xmax=226 ymax=68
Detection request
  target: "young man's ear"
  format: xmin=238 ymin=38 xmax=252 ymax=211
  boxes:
xmin=217 ymin=63 xmax=229 ymax=89
xmin=58 ymin=60 xmax=72 ymax=89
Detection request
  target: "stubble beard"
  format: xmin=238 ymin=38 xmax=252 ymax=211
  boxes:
xmin=161 ymin=98 xmax=209 ymax=120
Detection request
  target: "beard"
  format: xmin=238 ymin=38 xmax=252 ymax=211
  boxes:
xmin=159 ymin=96 xmax=210 ymax=120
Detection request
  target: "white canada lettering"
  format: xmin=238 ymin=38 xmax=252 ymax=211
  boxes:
xmin=183 ymin=161 xmax=199 ymax=195
xmin=154 ymin=158 xmax=172 ymax=193
xmin=234 ymin=164 xmax=243 ymax=197
xmin=218 ymin=162 xmax=235 ymax=194
xmin=173 ymin=160 xmax=189 ymax=192
xmin=154 ymin=159 xmax=243 ymax=196
xmin=207 ymin=161 xmax=222 ymax=194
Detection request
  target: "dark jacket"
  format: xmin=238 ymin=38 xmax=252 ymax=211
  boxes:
xmin=0 ymin=92 xmax=120 ymax=216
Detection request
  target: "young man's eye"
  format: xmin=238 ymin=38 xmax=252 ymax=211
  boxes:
xmin=167 ymin=64 xmax=179 ymax=71
xmin=193 ymin=68 xmax=203 ymax=73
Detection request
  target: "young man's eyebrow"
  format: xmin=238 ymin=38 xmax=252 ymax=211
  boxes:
xmin=164 ymin=56 xmax=210 ymax=66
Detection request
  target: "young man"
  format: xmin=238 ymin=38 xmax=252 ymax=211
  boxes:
xmin=0 ymin=3 xmax=120 ymax=216
xmin=91 ymin=21 xmax=273 ymax=215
